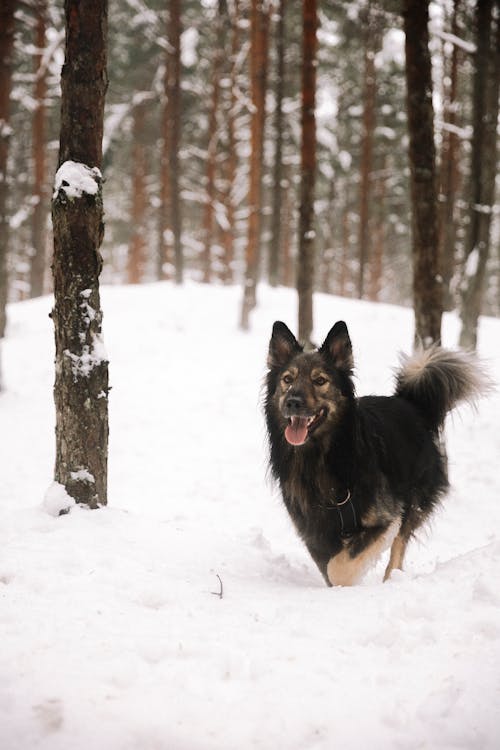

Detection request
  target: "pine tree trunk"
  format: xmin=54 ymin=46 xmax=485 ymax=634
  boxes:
xmin=369 ymin=161 xmax=386 ymax=302
xmin=297 ymin=0 xmax=317 ymax=345
xmin=281 ymin=171 xmax=293 ymax=287
xmin=128 ymin=103 xmax=147 ymax=284
xmin=51 ymin=0 xmax=109 ymax=508
xmin=240 ymin=0 xmax=269 ymax=330
xmin=269 ymin=0 xmax=286 ymax=288
xmin=339 ymin=190 xmax=351 ymax=297
xmin=0 ymin=0 xmax=16 ymax=340
xmin=218 ymin=0 xmax=239 ymax=285
xmin=403 ymin=0 xmax=443 ymax=346
xmin=169 ymin=0 xmax=182 ymax=284
xmin=201 ymin=1 xmax=225 ymax=284
xmin=438 ymin=0 xmax=463 ymax=311
xmin=357 ymin=4 xmax=379 ymax=300
xmin=459 ymin=0 xmax=499 ymax=350
xmin=30 ymin=0 xmax=48 ymax=299
xmin=320 ymin=180 xmax=335 ymax=295
xmin=157 ymin=114 xmax=171 ymax=279
xmin=158 ymin=0 xmax=182 ymax=283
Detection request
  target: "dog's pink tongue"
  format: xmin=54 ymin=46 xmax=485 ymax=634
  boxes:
xmin=285 ymin=416 xmax=309 ymax=446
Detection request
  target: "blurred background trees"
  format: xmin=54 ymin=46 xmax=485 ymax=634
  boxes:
xmin=1 ymin=0 xmax=499 ymax=347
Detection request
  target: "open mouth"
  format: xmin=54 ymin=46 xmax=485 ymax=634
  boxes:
xmin=284 ymin=408 xmax=327 ymax=446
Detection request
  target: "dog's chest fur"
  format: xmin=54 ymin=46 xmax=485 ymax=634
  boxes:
xmin=277 ymin=444 xmax=356 ymax=542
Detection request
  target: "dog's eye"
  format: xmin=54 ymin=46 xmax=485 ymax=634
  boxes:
xmin=282 ymin=374 xmax=293 ymax=385
xmin=313 ymin=377 xmax=328 ymax=386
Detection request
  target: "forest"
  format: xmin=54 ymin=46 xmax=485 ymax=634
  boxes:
xmin=1 ymin=2 xmax=500 ymax=746
xmin=0 ymin=0 xmax=499 ymax=349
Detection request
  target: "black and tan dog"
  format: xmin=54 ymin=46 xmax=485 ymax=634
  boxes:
xmin=265 ymin=320 xmax=486 ymax=586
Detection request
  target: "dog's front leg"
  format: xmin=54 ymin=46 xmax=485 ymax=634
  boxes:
xmin=304 ymin=539 xmax=343 ymax=587
xmin=326 ymin=521 xmax=400 ymax=586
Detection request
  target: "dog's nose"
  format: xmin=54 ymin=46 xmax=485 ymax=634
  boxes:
xmin=285 ymin=394 xmax=304 ymax=412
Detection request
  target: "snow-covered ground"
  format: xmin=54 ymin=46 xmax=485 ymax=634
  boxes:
xmin=1 ymin=281 xmax=499 ymax=750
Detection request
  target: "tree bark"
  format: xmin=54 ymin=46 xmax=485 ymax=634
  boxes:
xmin=297 ymin=0 xmax=317 ymax=345
xmin=51 ymin=0 xmax=109 ymax=507
xmin=218 ymin=0 xmax=239 ymax=285
xmin=240 ymin=0 xmax=269 ymax=330
xmin=459 ymin=0 xmax=499 ymax=349
xmin=268 ymin=0 xmax=286 ymax=288
xmin=281 ymin=169 xmax=293 ymax=288
xmin=30 ymin=0 xmax=48 ymax=299
xmin=320 ymin=179 xmax=335 ymax=295
xmin=221 ymin=0 xmax=240 ymax=284
xmin=128 ymin=102 xmax=147 ymax=284
xmin=357 ymin=3 xmax=380 ymax=300
xmin=403 ymin=0 xmax=443 ymax=346
xmin=201 ymin=0 xmax=226 ymax=284
xmin=437 ymin=0 xmax=463 ymax=311
xmin=0 ymin=0 xmax=16 ymax=340
xmin=369 ymin=160 xmax=387 ymax=302
xmin=158 ymin=0 xmax=182 ymax=283
xmin=339 ymin=187 xmax=351 ymax=298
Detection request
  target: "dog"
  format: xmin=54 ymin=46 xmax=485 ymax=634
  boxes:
xmin=265 ymin=320 xmax=487 ymax=586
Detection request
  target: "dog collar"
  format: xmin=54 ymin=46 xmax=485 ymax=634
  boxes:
xmin=321 ymin=488 xmax=358 ymax=539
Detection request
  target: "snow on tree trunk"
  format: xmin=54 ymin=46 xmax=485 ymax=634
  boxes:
xmin=51 ymin=0 xmax=109 ymax=508
xmin=0 ymin=0 xmax=16 ymax=341
xmin=459 ymin=0 xmax=499 ymax=350
xmin=403 ymin=0 xmax=443 ymax=347
xmin=297 ymin=0 xmax=317 ymax=346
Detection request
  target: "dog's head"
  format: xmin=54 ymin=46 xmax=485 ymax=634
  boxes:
xmin=265 ymin=321 xmax=355 ymax=447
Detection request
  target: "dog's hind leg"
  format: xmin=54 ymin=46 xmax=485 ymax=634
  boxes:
xmin=383 ymin=534 xmax=409 ymax=581
xmin=383 ymin=498 xmax=436 ymax=581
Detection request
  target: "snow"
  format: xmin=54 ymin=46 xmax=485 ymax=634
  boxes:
xmin=0 ymin=119 xmax=14 ymax=138
xmin=1 ymin=282 xmax=500 ymax=749
xmin=431 ymin=27 xmax=476 ymax=55
xmin=70 ymin=469 xmax=95 ymax=484
xmin=53 ymin=161 xmax=102 ymax=200
xmin=102 ymin=103 xmax=130 ymax=156
xmin=436 ymin=120 xmax=472 ymax=140
xmin=181 ymin=26 xmax=199 ymax=68
xmin=464 ymin=248 xmax=480 ymax=278
xmin=63 ymin=333 xmax=107 ymax=380
xmin=378 ymin=28 xmax=405 ymax=68
xmin=42 ymin=482 xmax=76 ymax=517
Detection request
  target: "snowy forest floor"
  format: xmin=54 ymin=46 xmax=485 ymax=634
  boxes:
xmin=1 ymin=282 xmax=500 ymax=750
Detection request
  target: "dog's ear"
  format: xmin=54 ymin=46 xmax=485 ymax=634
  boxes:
xmin=268 ymin=321 xmax=302 ymax=368
xmin=320 ymin=321 xmax=353 ymax=371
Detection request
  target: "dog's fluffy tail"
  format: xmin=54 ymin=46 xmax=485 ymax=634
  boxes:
xmin=394 ymin=346 xmax=491 ymax=431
